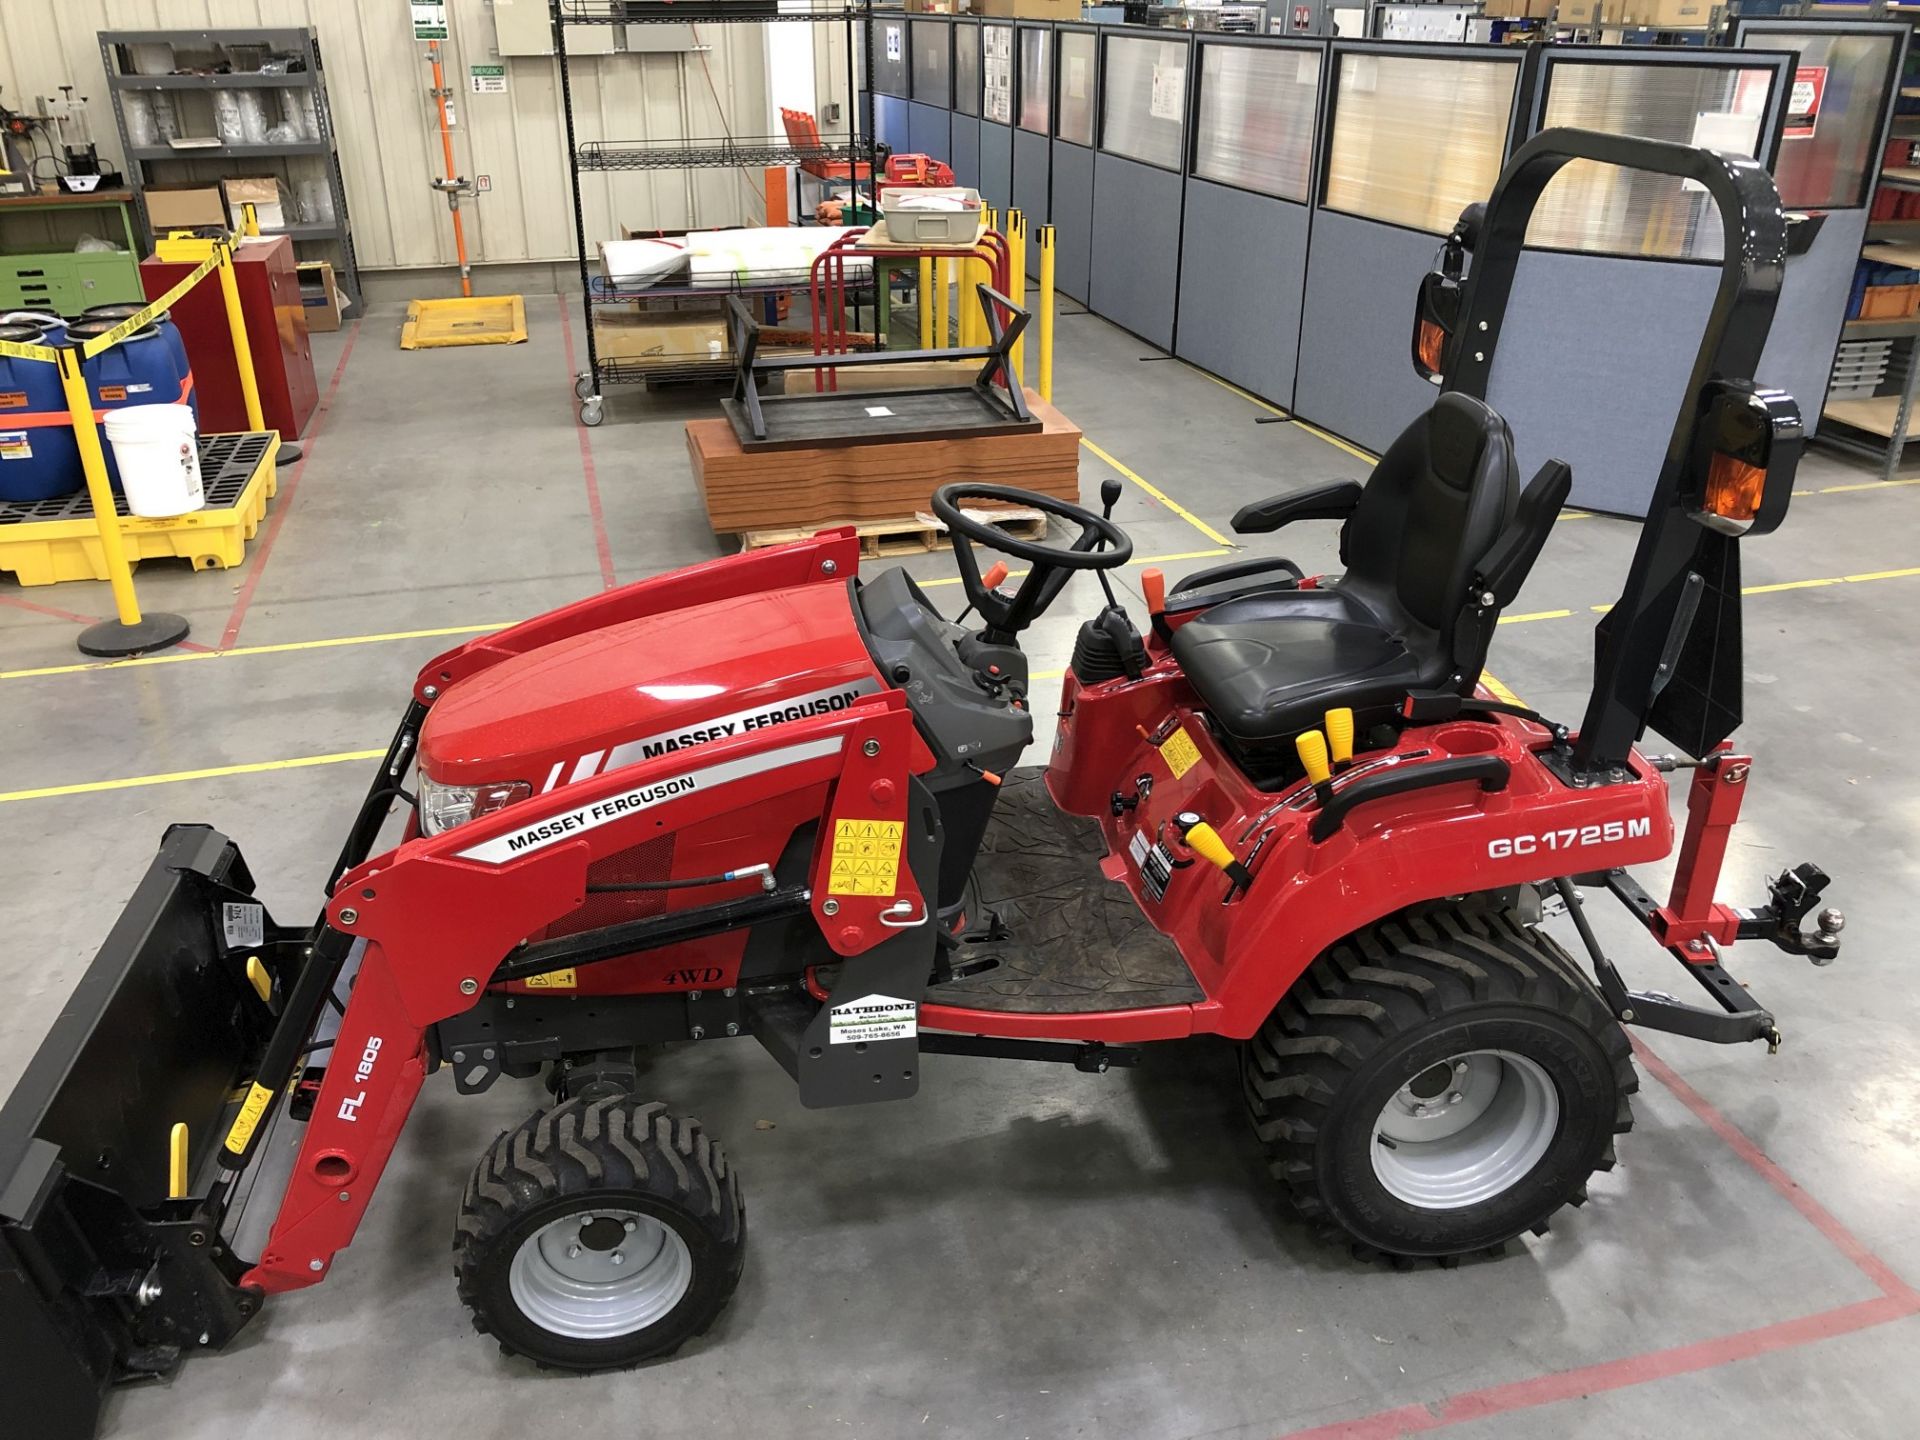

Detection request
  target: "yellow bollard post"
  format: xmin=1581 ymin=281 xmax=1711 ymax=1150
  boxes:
xmin=917 ymin=256 xmax=934 ymax=349
xmin=55 ymin=346 xmax=190 ymax=655
xmin=216 ymin=240 xmax=268 ymax=434
xmin=1039 ymin=224 xmax=1055 ymax=404
xmin=1008 ymin=211 xmax=1027 ymax=383
xmin=934 ymin=255 xmax=950 ymax=350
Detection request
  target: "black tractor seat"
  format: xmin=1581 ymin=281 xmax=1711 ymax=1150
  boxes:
xmin=1171 ymin=393 xmax=1569 ymax=746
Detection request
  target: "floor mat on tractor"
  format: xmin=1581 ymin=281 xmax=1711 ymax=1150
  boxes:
xmin=926 ymin=768 xmax=1202 ymax=1014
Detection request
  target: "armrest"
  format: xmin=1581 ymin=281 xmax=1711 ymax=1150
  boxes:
xmin=1167 ymin=555 xmax=1305 ymax=602
xmin=1477 ymin=459 xmax=1571 ymax=606
xmin=1231 ymin=480 xmax=1364 ymax=536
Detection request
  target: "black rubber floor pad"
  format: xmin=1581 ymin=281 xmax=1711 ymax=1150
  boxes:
xmin=926 ymin=767 xmax=1201 ymax=1013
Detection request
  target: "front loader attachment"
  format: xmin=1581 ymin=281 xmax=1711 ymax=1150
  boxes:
xmin=0 ymin=825 xmax=289 ymax=1438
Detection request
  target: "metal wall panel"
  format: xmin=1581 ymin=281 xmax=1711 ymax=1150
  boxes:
xmin=1176 ymin=181 xmax=1313 ymax=408
xmin=908 ymin=102 xmax=951 ymax=166
xmin=13 ymin=0 xmax=777 ymax=269
xmin=1052 ymin=139 xmax=1096 ymax=303
xmin=1091 ymin=152 xmax=1183 ymax=349
xmin=981 ymin=122 xmax=1015 ymax=213
xmin=951 ymin=113 xmax=983 ymax=191
xmin=876 ymin=94 xmax=912 ymax=156
xmin=954 ymin=22 xmax=981 ymax=118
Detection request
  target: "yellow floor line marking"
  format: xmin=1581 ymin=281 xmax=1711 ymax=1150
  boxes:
xmin=0 ymin=622 xmax=503 ymax=683
xmin=917 ymin=548 xmax=1229 ymax=590
xmin=1180 ymin=362 xmax=1382 ymax=468
xmin=1843 ymin=565 xmax=1920 ymax=583
xmin=1499 ymin=608 xmax=1574 ymax=625
xmin=0 ymin=748 xmax=385 ymax=806
xmin=1078 ymin=437 xmax=1234 ymax=547
xmin=1480 ymin=672 xmax=1524 ymax=708
xmin=1816 ymin=477 xmax=1920 ymax=495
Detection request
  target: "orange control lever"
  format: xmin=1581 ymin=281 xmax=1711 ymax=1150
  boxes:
xmin=1142 ymin=567 xmax=1166 ymax=616
xmin=982 ymin=561 xmax=1010 ymax=589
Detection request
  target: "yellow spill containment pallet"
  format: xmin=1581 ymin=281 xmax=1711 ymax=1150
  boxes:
xmin=400 ymin=294 xmax=529 ymax=349
xmin=0 ymin=432 xmax=279 ymax=586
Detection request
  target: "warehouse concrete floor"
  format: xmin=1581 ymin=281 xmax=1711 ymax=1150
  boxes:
xmin=2 ymin=297 xmax=1916 ymax=1439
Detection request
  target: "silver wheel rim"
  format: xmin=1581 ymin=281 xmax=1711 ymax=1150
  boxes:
xmin=1369 ymin=1049 xmax=1561 ymax=1210
xmin=508 ymin=1208 xmax=693 ymax=1340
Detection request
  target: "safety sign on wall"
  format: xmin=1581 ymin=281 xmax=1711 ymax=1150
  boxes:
xmin=470 ymin=63 xmax=507 ymax=95
xmin=1785 ymin=65 xmax=1827 ymax=140
xmin=412 ymin=2 xmax=449 ymax=41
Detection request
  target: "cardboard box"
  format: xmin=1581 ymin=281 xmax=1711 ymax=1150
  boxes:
xmin=142 ymin=184 xmax=228 ymax=232
xmin=224 ymin=176 xmax=289 ymax=232
xmin=297 ymin=260 xmax=344 ymax=332
xmin=593 ymin=311 xmax=729 ymax=366
xmin=973 ymin=0 xmax=1077 ymax=18
xmin=1615 ymin=0 xmax=1709 ymax=25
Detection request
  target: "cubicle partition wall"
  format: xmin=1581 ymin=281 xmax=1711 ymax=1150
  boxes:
xmin=1486 ymin=46 xmax=1793 ymax=513
xmin=1014 ymin=23 xmax=1055 ymax=277
xmin=951 ymin=19 xmax=982 ymax=190
xmin=873 ymin=13 xmax=912 ymax=156
xmin=980 ymin=21 xmax=1017 ymax=212
xmin=1737 ymin=18 xmax=1907 ymax=442
xmin=1293 ymin=42 xmax=1527 ymax=456
xmin=1090 ymin=30 xmax=1194 ymax=350
xmin=1052 ymin=24 xmax=1101 ymax=303
xmin=1174 ymin=36 xmax=1326 ymax=411
xmin=908 ymin=18 xmax=954 ymax=165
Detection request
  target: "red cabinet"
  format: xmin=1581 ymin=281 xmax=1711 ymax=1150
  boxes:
xmin=140 ymin=235 xmax=317 ymax=440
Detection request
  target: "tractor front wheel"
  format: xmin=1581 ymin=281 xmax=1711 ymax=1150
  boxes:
xmin=1244 ymin=901 xmax=1635 ymax=1259
xmin=454 ymin=1095 xmax=744 ymax=1370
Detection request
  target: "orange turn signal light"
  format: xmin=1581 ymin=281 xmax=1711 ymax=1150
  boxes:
xmin=1703 ymin=451 xmax=1766 ymax=524
xmin=1416 ymin=319 xmax=1447 ymax=376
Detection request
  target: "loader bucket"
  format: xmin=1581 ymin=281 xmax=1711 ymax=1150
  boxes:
xmin=0 ymin=825 xmax=284 ymax=1440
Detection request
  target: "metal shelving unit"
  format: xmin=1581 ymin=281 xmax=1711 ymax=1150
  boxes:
xmin=99 ymin=27 xmax=361 ymax=310
xmin=555 ymin=0 xmax=876 ymax=425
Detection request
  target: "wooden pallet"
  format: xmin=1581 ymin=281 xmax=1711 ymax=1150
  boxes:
xmin=738 ymin=505 xmax=1048 ymax=557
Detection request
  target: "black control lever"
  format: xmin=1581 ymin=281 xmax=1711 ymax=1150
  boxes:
xmin=1093 ymin=476 xmax=1125 ymax=611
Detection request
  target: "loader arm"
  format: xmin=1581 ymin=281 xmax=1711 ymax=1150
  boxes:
xmin=247 ymin=690 xmax=935 ymax=1292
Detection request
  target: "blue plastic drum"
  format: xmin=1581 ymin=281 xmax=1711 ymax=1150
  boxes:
xmin=82 ymin=304 xmax=195 ymax=418
xmin=64 ymin=319 xmax=191 ymax=489
xmin=0 ymin=322 xmax=82 ymax=503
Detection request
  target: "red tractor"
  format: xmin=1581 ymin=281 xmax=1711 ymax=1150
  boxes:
xmin=1 ymin=132 xmax=1844 ymax=1438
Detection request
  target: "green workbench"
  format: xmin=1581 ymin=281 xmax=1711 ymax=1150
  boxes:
xmin=0 ymin=188 xmax=145 ymax=312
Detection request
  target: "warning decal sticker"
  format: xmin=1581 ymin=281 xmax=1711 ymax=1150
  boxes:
xmin=522 ymin=968 xmax=577 ymax=990
xmin=827 ymin=817 xmax=904 ymax=896
xmin=829 ymin=993 xmax=917 ymax=1045
xmin=222 ymin=901 xmax=266 ymax=949
xmin=1159 ymin=725 xmax=1201 ymax=779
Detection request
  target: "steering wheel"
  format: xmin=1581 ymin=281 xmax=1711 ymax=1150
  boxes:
xmin=930 ymin=482 xmax=1132 ymax=640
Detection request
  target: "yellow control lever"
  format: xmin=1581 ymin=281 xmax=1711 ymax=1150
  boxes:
xmin=168 ymin=1122 xmax=189 ymax=1199
xmin=1326 ymin=708 xmax=1354 ymax=768
xmin=1296 ymin=729 xmax=1332 ymax=786
xmin=1176 ymin=815 xmax=1254 ymax=890
xmin=246 ymin=955 xmax=272 ymax=1004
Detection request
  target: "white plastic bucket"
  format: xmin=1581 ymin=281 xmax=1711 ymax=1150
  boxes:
xmin=104 ymin=405 xmax=203 ymax=518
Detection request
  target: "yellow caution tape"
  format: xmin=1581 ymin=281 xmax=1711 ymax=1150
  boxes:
xmin=79 ymin=250 xmax=222 ymax=360
xmin=224 ymin=1080 xmax=277 ymax=1155
xmin=0 ymin=337 xmax=60 ymax=365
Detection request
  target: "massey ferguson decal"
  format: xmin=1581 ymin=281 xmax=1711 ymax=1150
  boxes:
xmin=459 ymin=736 xmax=844 ymax=864
xmin=539 ymin=679 xmax=881 ymax=788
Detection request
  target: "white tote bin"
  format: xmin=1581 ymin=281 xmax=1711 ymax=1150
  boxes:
xmin=104 ymin=405 xmax=204 ymax=518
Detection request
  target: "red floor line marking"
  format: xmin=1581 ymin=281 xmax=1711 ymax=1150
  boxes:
xmin=217 ymin=316 xmax=362 ymax=650
xmin=555 ymin=295 xmax=616 ymax=590
xmin=1270 ymin=1035 xmax=1919 ymax=1440
xmin=1632 ymin=1037 xmax=1918 ymax=1302
xmin=1279 ymin=1295 xmax=1920 ymax=1440
xmin=0 ymin=594 xmax=209 ymax=651
xmin=0 ymin=593 xmax=97 ymax=625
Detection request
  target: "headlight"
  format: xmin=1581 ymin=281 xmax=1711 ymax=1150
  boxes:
xmin=418 ymin=775 xmax=532 ymax=835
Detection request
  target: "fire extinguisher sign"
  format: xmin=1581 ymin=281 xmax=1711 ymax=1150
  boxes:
xmin=1786 ymin=66 xmax=1827 ymax=140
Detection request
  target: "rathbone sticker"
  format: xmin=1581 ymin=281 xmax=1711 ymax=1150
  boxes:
xmin=829 ymin=994 xmax=917 ymax=1045
xmin=457 ymin=737 xmax=845 ymax=864
xmin=555 ymin=678 xmax=881 ymax=786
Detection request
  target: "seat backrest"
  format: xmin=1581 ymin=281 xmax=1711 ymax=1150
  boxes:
xmin=1341 ymin=392 xmax=1519 ymax=664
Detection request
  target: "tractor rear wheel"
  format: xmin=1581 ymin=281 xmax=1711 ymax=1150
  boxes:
xmin=1243 ymin=900 xmax=1634 ymax=1258
xmin=454 ymin=1095 xmax=744 ymax=1370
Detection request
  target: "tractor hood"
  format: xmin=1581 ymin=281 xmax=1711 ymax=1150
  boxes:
xmin=420 ymin=583 xmax=884 ymax=790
